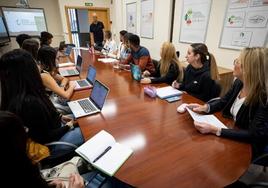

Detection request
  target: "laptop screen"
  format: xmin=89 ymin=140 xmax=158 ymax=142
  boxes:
xmin=90 ymin=80 xmax=109 ymax=110
xmin=76 ymin=55 xmax=83 ymax=72
xmin=130 ymin=63 xmax=142 ymax=81
xmin=86 ymin=65 xmax=96 ymax=84
xmin=65 ymin=45 xmax=72 ymax=55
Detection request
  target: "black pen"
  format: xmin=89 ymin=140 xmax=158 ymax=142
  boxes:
xmin=93 ymin=146 xmax=112 ymax=163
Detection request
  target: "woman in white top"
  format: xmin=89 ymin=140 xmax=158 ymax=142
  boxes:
xmin=102 ymin=30 xmax=117 ymax=55
xmin=116 ymin=30 xmax=127 ymax=59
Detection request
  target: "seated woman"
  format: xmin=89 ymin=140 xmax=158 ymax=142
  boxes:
xmin=40 ymin=31 xmax=53 ymax=48
xmin=172 ymin=43 xmax=221 ymax=102
xmin=22 ymin=38 xmax=39 ymax=61
xmin=0 ymin=111 xmax=85 ymax=188
xmin=140 ymin=42 xmax=184 ymax=85
xmin=116 ymin=30 xmax=130 ymax=60
xmin=38 ymin=46 xmax=75 ymax=114
xmin=101 ymin=30 xmax=117 ymax=55
xmin=0 ymin=49 xmax=84 ymax=154
xmin=188 ymin=47 xmax=268 ymax=160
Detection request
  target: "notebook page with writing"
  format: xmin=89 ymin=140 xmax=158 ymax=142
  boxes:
xmin=186 ymin=107 xmax=228 ymax=129
xmin=75 ymin=130 xmax=116 ymax=163
xmin=93 ymin=143 xmax=133 ymax=176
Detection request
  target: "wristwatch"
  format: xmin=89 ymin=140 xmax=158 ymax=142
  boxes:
xmin=216 ymin=128 xmax=221 ymax=136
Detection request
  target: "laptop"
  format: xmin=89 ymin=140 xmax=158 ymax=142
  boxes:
xmin=64 ymin=45 xmax=73 ymax=56
xmin=67 ymin=80 xmax=109 ymax=118
xmin=59 ymin=55 xmax=83 ymax=77
xmin=130 ymin=63 xmax=142 ymax=81
xmin=73 ymin=65 xmax=96 ymax=91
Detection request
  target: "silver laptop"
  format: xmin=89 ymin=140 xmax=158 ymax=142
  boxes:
xmin=59 ymin=55 xmax=82 ymax=77
xmin=67 ymin=80 xmax=109 ymax=118
xmin=73 ymin=65 xmax=96 ymax=91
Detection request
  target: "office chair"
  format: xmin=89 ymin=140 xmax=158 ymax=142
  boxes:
xmin=39 ymin=141 xmax=78 ymax=169
xmin=176 ymin=51 xmax=180 ymax=58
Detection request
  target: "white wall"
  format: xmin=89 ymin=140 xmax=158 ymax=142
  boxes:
xmin=172 ymin=0 xmax=268 ymax=69
xmin=117 ymin=0 xmax=173 ymax=60
xmin=57 ymin=0 xmax=112 ymax=43
xmin=0 ymin=0 xmax=64 ymax=56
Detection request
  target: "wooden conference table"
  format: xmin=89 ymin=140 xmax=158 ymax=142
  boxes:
xmin=66 ymin=50 xmax=251 ymax=188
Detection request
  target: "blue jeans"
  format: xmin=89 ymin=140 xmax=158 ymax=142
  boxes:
xmin=51 ymin=127 xmax=84 ymax=156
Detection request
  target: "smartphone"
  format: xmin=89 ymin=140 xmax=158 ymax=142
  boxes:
xmin=165 ymin=95 xmax=182 ymax=103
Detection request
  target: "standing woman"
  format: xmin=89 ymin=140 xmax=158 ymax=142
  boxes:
xmin=172 ymin=43 xmax=220 ymax=102
xmin=140 ymin=42 xmax=184 ymax=85
xmin=0 ymin=49 xmax=84 ymax=154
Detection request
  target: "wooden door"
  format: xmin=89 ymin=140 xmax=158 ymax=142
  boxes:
xmin=88 ymin=9 xmax=110 ymax=30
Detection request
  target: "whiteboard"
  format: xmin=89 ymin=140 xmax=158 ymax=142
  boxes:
xmin=179 ymin=0 xmax=212 ymax=43
xmin=140 ymin=0 xmax=154 ymax=39
xmin=126 ymin=2 xmax=137 ymax=34
xmin=219 ymin=0 xmax=268 ymax=50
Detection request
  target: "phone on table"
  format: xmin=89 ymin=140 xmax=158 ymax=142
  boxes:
xmin=165 ymin=95 xmax=182 ymax=103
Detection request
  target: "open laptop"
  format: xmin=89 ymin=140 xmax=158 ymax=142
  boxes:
xmin=67 ymin=80 xmax=109 ymax=118
xmin=64 ymin=45 xmax=73 ymax=56
xmin=130 ymin=63 xmax=142 ymax=81
xmin=59 ymin=55 xmax=82 ymax=77
xmin=73 ymin=65 xmax=96 ymax=91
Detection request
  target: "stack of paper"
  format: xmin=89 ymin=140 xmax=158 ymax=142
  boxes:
xmin=156 ymin=86 xmax=183 ymax=99
xmin=186 ymin=107 xmax=228 ymax=129
xmin=98 ymin=58 xmax=118 ymax=63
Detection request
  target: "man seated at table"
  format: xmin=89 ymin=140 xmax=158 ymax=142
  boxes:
xmin=119 ymin=34 xmax=155 ymax=74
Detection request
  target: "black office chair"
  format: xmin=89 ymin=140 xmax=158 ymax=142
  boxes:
xmin=176 ymin=51 xmax=180 ymax=58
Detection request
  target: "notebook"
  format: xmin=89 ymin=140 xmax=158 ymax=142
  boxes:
xmin=186 ymin=107 xmax=228 ymax=129
xmin=75 ymin=130 xmax=133 ymax=176
xmin=67 ymin=80 xmax=109 ymax=118
xmin=59 ymin=55 xmax=83 ymax=77
xmin=73 ymin=65 xmax=96 ymax=91
xmin=130 ymin=63 xmax=142 ymax=81
xmin=156 ymin=86 xmax=183 ymax=99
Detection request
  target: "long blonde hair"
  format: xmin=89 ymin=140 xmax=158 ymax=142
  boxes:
xmin=191 ymin=43 xmax=220 ymax=81
xmin=159 ymin=42 xmax=184 ymax=82
xmin=241 ymin=47 xmax=266 ymax=106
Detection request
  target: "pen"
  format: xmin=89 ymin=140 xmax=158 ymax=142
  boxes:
xmin=93 ymin=146 xmax=112 ymax=163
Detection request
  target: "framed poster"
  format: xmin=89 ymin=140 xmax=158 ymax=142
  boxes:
xmin=179 ymin=0 xmax=212 ymax=43
xmin=219 ymin=0 xmax=268 ymax=50
xmin=140 ymin=0 xmax=154 ymax=38
xmin=126 ymin=2 xmax=137 ymax=33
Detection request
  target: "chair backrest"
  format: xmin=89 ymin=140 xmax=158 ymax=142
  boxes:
xmin=176 ymin=51 xmax=180 ymax=58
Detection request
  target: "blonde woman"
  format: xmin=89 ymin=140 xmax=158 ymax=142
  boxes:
xmin=172 ymin=43 xmax=220 ymax=102
xmin=188 ymin=47 xmax=268 ymax=160
xmin=141 ymin=42 xmax=184 ymax=85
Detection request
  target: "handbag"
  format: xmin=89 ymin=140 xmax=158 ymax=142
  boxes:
xmin=41 ymin=156 xmax=90 ymax=187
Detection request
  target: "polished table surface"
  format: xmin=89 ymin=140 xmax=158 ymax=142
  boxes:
xmin=66 ymin=50 xmax=251 ymax=188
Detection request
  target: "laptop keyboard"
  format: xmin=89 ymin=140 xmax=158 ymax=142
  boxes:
xmin=77 ymin=80 xmax=89 ymax=87
xmin=67 ymin=69 xmax=77 ymax=75
xmin=78 ymin=99 xmax=97 ymax=113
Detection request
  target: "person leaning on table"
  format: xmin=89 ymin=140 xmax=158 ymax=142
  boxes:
xmin=188 ymin=47 xmax=268 ymax=160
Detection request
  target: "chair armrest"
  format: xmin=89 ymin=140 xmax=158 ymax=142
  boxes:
xmin=249 ymin=181 xmax=268 ymax=187
xmin=45 ymin=141 xmax=78 ymax=149
xmin=252 ymin=153 xmax=268 ymax=166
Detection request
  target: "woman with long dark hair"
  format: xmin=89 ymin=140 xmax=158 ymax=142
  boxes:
xmin=0 ymin=49 xmax=84 ymax=154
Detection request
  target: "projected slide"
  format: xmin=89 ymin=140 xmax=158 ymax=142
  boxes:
xmin=2 ymin=7 xmax=47 ymax=36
